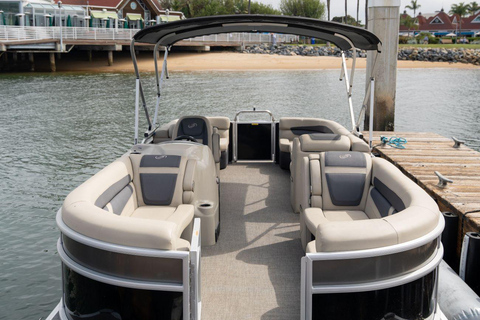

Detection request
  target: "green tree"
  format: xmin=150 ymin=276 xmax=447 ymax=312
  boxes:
xmin=468 ymin=1 xmax=480 ymax=14
xmin=405 ymin=0 xmax=421 ymax=17
xmin=162 ymin=0 xmax=281 ymax=17
xmin=332 ymin=14 xmax=358 ymax=25
xmin=280 ymin=0 xmax=325 ymax=19
xmin=450 ymin=2 xmax=471 ymax=32
xmin=400 ymin=15 xmax=418 ymax=38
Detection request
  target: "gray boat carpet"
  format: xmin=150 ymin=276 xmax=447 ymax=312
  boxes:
xmin=202 ymin=163 xmax=303 ymax=320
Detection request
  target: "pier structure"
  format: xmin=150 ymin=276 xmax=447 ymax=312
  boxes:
xmin=367 ymin=131 xmax=480 ymax=263
xmin=365 ymin=0 xmax=400 ymax=131
xmin=0 ymin=26 xmax=298 ymax=71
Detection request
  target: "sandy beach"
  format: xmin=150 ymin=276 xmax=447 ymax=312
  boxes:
xmin=52 ymin=51 xmax=480 ymax=73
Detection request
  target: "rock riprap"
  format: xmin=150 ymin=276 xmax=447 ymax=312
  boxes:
xmin=241 ymin=44 xmax=480 ymax=65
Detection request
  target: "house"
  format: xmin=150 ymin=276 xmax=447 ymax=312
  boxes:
xmin=52 ymin=0 xmax=184 ymax=28
xmin=0 ymin=0 xmax=183 ymax=28
xmin=0 ymin=0 xmax=86 ymax=26
xmin=400 ymin=8 xmax=480 ymax=37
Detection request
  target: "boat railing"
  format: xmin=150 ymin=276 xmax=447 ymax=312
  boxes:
xmin=300 ymin=216 xmax=445 ymax=320
xmin=0 ymin=25 xmax=299 ymax=44
xmin=56 ymin=209 xmax=202 ymax=320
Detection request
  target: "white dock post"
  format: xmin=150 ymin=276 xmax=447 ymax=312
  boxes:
xmin=365 ymin=0 xmax=400 ymax=131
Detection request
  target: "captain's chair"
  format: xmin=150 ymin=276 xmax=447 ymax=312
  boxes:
xmin=173 ymin=116 xmax=221 ymax=170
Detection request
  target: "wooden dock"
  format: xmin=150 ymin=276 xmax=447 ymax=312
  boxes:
xmin=366 ymin=131 xmax=480 ymax=254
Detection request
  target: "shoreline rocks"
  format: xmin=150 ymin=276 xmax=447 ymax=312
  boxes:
xmin=241 ymin=44 xmax=480 ymax=65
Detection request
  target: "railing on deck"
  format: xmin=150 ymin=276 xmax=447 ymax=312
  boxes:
xmin=0 ymin=26 xmax=299 ymax=43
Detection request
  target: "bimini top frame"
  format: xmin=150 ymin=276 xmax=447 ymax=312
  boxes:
xmin=130 ymin=15 xmax=382 ymax=145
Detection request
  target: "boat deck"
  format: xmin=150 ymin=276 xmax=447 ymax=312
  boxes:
xmin=202 ymin=163 xmax=303 ymax=319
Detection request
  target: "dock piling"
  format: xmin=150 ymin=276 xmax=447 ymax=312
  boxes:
xmin=365 ymin=0 xmax=400 ymax=131
xmin=108 ymin=51 xmax=113 ymax=66
xmin=49 ymin=53 xmax=56 ymax=72
xmin=28 ymin=53 xmax=34 ymax=72
xmin=87 ymin=50 xmax=92 ymax=62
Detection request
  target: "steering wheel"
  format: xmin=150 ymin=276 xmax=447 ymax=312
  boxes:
xmin=174 ymin=135 xmax=198 ymax=143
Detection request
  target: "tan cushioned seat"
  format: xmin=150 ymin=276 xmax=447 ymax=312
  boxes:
xmin=62 ymin=153 xmax=197 ymax=251
xmin=131 ymin=204 xmax=194 ymax=239
xmin=300 ymin=152 xmax=441 ymax=252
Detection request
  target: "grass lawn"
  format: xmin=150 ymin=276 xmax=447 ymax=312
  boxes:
xmin=399 ymin=44 xmax=480 ymax=49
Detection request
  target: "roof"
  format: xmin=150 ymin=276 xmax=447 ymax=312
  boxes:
xmin=133 ymin=14 xmax=382 ymax=51
xmin=406 ymin=10 xmax=480 ymax=32
xmin=53 ymin=0 xmax=121 ymax=8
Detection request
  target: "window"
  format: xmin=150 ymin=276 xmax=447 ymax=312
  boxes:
xmin=473 ymin=15 xmax=480 ymax=23
xmin=431 ymin=16 xmax=444 ymax=24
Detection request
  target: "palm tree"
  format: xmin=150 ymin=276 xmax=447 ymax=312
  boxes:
xmin=450 ymin=2 xmax=471 ymax=33
xmin=365 ymin=0 xmax=368 ymax=28
xmin=469 ymin=1 xmax=480 ymax=14
xmin=326 ymin=0 xmax=330 ymax=20
xmin=401 ymin=15 xmax=418 ymax=38
xmin=356 ymin=0 xmax=360 ymax=25
xmin=344 ymin=0 xmax=347 ymax=24
xmin=405 ymin=0 xmax=421 ymax=17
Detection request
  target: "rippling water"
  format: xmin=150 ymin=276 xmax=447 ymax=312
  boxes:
xmin=0 ymin=68 xmax=479 ymax=319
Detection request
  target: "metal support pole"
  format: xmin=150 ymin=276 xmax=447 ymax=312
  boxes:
xmin=369 ymin=77 xmax=375 ymax=149
xmin=153 ymin=44 xmax=168 ymax=126
xmin=134 ymin=78 xmax=140 ymax=144
xmin=341 ymin=51 xmax=356 ymax=132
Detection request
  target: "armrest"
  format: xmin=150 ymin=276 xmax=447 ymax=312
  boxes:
xmin=167 ymin=204 xmax=195 ymax=237
xmin=279 ymin=138 xmax=292 ymax=152
xmin=212 ymin=127 xmax=221 ymax=163
xmin=304 ymin=207 xmax=327 ymax=235
xmin=348 ymin=134 xmax=370 ymax=153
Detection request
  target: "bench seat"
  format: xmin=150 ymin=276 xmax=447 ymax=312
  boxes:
xmin=300 ymin=151 xmax=441 ymax=252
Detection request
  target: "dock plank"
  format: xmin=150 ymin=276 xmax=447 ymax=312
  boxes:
xmin=366 ymin=131 xmax=480 ymax=257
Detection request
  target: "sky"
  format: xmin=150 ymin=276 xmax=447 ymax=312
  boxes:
xmin=261 ymin=0 xmax=463 ymax=23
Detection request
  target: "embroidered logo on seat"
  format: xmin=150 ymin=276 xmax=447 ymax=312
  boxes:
xmin=339 ymin=154 xmax=351 ymax=159
xmin=155 ymin=155 xmax=167 ymax=160
xmin=188 ymin=123 xmax=198 ymax=129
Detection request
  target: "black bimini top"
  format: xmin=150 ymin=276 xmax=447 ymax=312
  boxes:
xmin=133 ymin=15 xmax=382 ymax=52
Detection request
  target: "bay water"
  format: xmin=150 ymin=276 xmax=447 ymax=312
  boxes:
xmin=0 ymin=68 xmax=479 ymax=319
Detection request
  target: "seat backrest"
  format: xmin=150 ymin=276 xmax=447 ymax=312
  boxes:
xmin=364 ymin=157 xmax=438 ymax=219
xmin=319 ymin=151 xmax=372 ymax=211
xmin=173 ymin=116 xmax=212 ymax=148
xmin=279 ymin=117 xmax=351 ymax=141
xmin=129 ymin=153 xmax=196 ymax=207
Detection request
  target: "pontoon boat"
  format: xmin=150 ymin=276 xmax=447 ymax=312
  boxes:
xmin=46 ymin=15 xmax=460 ymax=320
